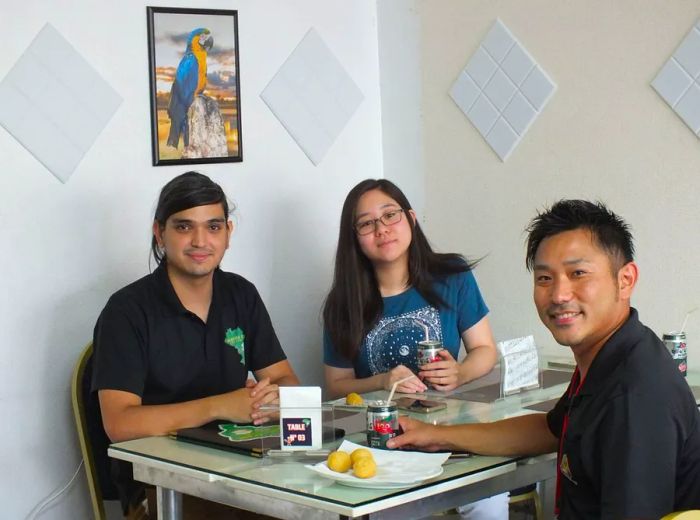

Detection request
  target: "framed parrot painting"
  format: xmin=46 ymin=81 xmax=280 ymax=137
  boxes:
xmin=147 ymin=7 xmax=242 ymax=166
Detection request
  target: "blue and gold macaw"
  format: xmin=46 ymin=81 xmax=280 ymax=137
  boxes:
xmin=167 ymin=28 xmax=214 ymax=148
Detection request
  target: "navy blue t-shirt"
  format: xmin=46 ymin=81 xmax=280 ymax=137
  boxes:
xmin=324 ymin=270 xmax=488 ymax=377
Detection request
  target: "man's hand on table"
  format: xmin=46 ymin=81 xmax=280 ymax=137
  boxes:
xmin=248 ymin=378 xmax=281 ymax=425
xmin=386 ymin=416 xmax=447 ymax=452
xmin=213 ymin=378 xmax=279 ymax=425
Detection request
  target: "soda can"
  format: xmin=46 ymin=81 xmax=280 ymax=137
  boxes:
xmin=417 ymin=340 xmax=444 ymax=366
xmin=366 ymin=401 xmax=398 ymax=449
xmin=663 ymin=331 xmax=687 ymax=378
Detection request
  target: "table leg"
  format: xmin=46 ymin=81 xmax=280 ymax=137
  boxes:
xmin=156 ymin=486 xmax=183 ymax=520
xmin=537 ymin=477 xmax=556 ymax=519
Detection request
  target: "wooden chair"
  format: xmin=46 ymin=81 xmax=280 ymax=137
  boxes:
xmin=72 ymin=343 xmax=108 ymax=519
xmin=509 ymin=483 xmax=543 ymax=520
xmin=72 ymin=343 xmax=147 ymax=519
xmin=662 ymin=512 xmax=700 ymax=519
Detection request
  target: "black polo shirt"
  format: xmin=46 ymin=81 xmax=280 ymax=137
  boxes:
xmin=91 ymin=263 xmax=287 ymax=402
xmin=547 ymin=308 xmax=700 ymax=519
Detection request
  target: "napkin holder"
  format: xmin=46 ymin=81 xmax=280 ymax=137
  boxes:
xmin=278 ymin=386 xmax=322 ymax=451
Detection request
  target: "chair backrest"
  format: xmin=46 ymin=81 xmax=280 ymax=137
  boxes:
xmin=71 ymin=342 xmax=118 ymax=520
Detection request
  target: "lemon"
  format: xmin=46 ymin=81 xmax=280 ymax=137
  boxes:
xmin=346 ymin=392 xmax=364 ymax=405
xmin=327 ymin=451 xmax=352 ymax=473
xmin=353 ymin=457 xmax=377 ymax=479
xmin=350 ymin=448 xmax=373 ymax=464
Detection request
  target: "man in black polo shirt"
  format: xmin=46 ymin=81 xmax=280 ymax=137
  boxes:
xmin=92 ymin=172 xmax=299 ymax=515
xmin=388 ymin=200 xmax=700 ymax=518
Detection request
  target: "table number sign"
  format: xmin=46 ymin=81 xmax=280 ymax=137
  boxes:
xmin=282 ymin=418 xmax=312 ymax=447
xmin=498 ymin=335 xmax=540 ymax=395
xmin=279 ymin=387 xmax=322 ymax=451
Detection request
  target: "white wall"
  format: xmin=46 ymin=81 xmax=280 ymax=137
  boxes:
xmin=0 ymin=1 xmax=382 ymax=517
xmin=376 ymin=0 xmax=425 ymax=217
xmin=7 ymin=0 xmax=698 ymax=517
xmin=381 ymin=1 xmax=700 ymax=366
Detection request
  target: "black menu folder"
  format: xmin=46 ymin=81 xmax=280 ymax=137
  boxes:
xmin=172 ymin=421 xmax=344 ymax=458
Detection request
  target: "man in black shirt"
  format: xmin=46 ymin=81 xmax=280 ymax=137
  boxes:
xmin=92 ymin=172 xmax=299 ymax=515
xmin=388 ymin=200 xmax=700 ymax=518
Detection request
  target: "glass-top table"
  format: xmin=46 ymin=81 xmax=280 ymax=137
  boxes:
xmin=109 ymin=369 xmax=581 ymax=519
xmin=109 ymin=366 xmax=700 ymax=519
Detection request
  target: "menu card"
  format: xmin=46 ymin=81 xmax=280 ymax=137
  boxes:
xmin=498 ymin=335 xmax=539 ymax=395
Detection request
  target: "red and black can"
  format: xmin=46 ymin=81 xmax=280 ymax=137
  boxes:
xmin=417 ymin=340 xmax=444 ymax=366
xmin=663 ymin=331 xmax=687 ymax=378
xmin=366 ymin=401 xmax=398 ymax=449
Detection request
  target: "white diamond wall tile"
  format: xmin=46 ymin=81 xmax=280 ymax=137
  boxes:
xmin=482 ymin=21 xmax=515 ymax=63
xmin=501 ymin=44 xmax=534 ymax=86
xmin=652 ymin=60 xmax=693 ymax=106
xmin=675 ymin=84 xmax=700 ymax=132
xmin=520 ymin=66 xmax=556 ymax=111
xmin=260 ymin=28 xmax=364 ymax=165
xmin=468 ymin=95 xmax=499 ymax=136
xmin=486 ymin=118 xmax=519 ymax=160
xmin=484 ymin=69 xmax=517 ymax=111
xmin=674 ymin=28 xmax=700 ymax=77
xmin=450 ymin=72 xmax=480 ymax=114
xmin=503 ymin=92 xmax=537 ymax=134
xmin=465 ymin=47 xmax=498 ymax=88
xmin=449 ymin=19 xmax=556 ymax=161
xmin=0 ymin=24 xmax=122 ymax=182
xmin=652 ymin=21 xmax=700 ymax=138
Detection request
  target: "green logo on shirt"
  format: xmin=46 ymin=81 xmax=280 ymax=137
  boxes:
xmin=225 ymin=327 xmax=245 ymax=364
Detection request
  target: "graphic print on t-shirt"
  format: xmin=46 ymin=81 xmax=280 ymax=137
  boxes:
xmin=224 ymin=327 xmax=246 ymax=364
xmin=365 ymin=306 xmax=442 ymax=375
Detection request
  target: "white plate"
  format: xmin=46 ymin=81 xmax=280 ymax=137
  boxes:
xmin=305 ymin=440 xmax=450 ymax=489
xmin=308 ymin=459 xmax=444 ymax=484
xmin=333 ymin=466 xmax=444 ymax=489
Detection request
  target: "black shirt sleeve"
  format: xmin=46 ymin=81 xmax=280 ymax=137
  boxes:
xmin=91 ymin=295 xmax=148 ymax=397
xmin=596 ymin=391 xmax=678 ymax=518
xmin=546 ymin=391 xmax=568 ymax=438
xmin=245 ymin=284 xmax=287 ymax=372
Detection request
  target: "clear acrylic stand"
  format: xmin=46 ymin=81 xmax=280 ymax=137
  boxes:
xmin=255 ymin=404 xmax=345 ymax=460
xmin=498 ymin=337 xmax=542 ymax=399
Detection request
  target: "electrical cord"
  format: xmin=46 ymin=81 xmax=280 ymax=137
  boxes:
xmin=25 ymin=460 xmax=84 ymax=520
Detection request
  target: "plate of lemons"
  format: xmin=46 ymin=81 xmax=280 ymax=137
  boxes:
xmin=305 ymin=440 xmax=449 ymax=489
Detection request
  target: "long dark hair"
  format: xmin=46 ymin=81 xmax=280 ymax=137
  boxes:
xmin=150 ymin=171 xmax=231 ymax=266
xmin=323 ymin=179 xmax=477 ymax=361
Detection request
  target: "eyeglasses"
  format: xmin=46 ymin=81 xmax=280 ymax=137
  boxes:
xmin=354 ymin=209 xmax=404 ymax=236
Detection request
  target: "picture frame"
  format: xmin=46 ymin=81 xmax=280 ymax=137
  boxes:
xmin=147 ymin=6 xmax=242 ymax=166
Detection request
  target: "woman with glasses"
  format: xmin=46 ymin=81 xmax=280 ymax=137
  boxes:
xmin=322 ymin=179 xmax=506 ymax=518
xmin=322 ymin=178 xmax=498 ymax=398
